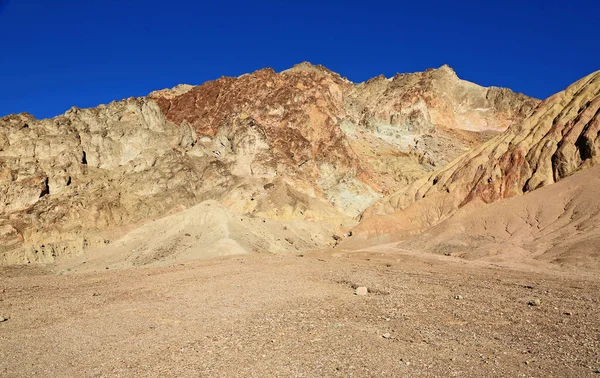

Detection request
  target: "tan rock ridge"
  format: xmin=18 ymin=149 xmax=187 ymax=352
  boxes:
xmin=0 ymin=62 xmax=537 ymax=264
xmin=148 ymin=84 xmax=194 ymax=100
xmin=357 ymin=69 xmax=600 ymax=239
xmin=346 ymin=64 xmax=537 ymax=134
xmin=341 ymin=64 xmax=539 ymax=193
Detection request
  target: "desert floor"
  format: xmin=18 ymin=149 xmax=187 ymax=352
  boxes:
xmin=1 ymin=245 xmax=599 ymax=377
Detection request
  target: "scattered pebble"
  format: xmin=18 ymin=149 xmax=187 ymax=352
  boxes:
xmin=455 ymin=295 xmax=463 ymax=300
xmin=0 ymin=316 xmax=7 ymax=322
xmin=355 ymin=287 xmax=368 ymax=296
xmin=528 ymin=299 xmax=541 ymax=307
xmin=563 ymin=311 xmax=572 ymax=316
xmin=382 ymin=333 xmax=391 ymax=339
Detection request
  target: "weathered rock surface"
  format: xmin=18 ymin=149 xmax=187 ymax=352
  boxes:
xmin=340 ymin=64 xmax=537 ymax=193
xmin=0 ymin=63 xmax=537 ymax=264
xmin=357 ymin=69 xmax=600 ymax=238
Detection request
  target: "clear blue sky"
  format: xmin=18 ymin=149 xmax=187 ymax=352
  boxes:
xmin=1 ymin=0 xmax=599 ymax=119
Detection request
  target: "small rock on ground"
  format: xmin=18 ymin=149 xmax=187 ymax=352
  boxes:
xmin=355 ymin=287 xmax=368 ymax=296
xmin=528 ymin=299 xmax=541 ymax=306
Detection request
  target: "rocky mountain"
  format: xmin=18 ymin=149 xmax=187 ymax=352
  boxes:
xmin=341 ymin=64 xmax=538 ymax=192
xmin=357 ymin=69 xmax=600 ymax=239
xmin=0 ymin=63 xmax=537 ymax=264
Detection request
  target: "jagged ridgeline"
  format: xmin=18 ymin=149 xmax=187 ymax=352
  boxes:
xmin=0 ymin=63 xmax=538 ymax=264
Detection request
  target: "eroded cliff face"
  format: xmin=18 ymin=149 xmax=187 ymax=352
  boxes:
xmin=341 ymin=64 xmax=538 ymax=193
xmin=152 ymin=62 xmax=538 ymax=196
xmin=0 ymin=99 xmax=222 ymax=263
xmin=358 ymin=70 xmax=600 ymax=238
xmin=0 ymin=63 xmax=538 ymax=264
xmin=345 ymin=64 xmax=536 ymax=134
xmin=150 ymin=64 xmax=378 ymax=218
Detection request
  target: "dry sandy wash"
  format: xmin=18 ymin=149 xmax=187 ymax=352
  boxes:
xmin=1 ymin=65 xmax=600 ymax=377
xmin=1 ymin=248 xmax=599 ymax=377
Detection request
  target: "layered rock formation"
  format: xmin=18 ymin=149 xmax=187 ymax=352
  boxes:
xmin=341 ymin=64 xmax=538 ymax=191
xmin=346 ymin=65 xmax=536 ymax=133
xmin=358 ymin=69 xmax=600 ymax=238
xmin=0 ymin=63 xmax=537 ymax=264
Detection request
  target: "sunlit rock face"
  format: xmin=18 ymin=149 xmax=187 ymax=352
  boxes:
xmin=0 ymin=62 xmax=538 ymax=263
xmin=358 ymin=69 xmax=600 ymax=238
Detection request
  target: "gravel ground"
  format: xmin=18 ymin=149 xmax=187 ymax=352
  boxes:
xmin=1 ymin=248 xmax=599 ymax=377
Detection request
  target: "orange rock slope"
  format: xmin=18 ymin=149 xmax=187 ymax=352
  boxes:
xmin=358 ymin=69 xmax=600 ymax=238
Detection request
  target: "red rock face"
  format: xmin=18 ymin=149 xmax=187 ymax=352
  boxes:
xmin=152 ymin=65 xmax=367 ymax=191
xmin=153 ymin=76 xmax=238 ymax=137
xmin=462 ymin=148 xmax=530 ymax=206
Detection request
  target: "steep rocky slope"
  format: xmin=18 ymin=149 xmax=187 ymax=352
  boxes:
xmin=340 ymin=65 xmax=538 ymax=192
xmin=0 ymin=63 xmax=536 ymax=264
xmin=358 ymin=69 xmax=600 ymax=238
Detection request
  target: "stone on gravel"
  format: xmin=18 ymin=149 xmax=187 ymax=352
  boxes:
xmin=355 ymin=287 xmax=368 ymax=296
xmin=0 ymin=316 xmax=7 ymax=322
xmin=382 ymin=333 xmax=391 ymax=339
xmin=528 ymin=299 xmax=541 ymax=306
xmin=455 ymin=295 xmax=463 ymax=300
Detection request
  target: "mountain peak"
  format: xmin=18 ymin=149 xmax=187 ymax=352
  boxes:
xmin=424 ymin=64 xmax=458 ymax=78
xmin=281 ymin=61 xmax=341 ymax=78
xmin=437 ymin=63 xmax=456 ymax=73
